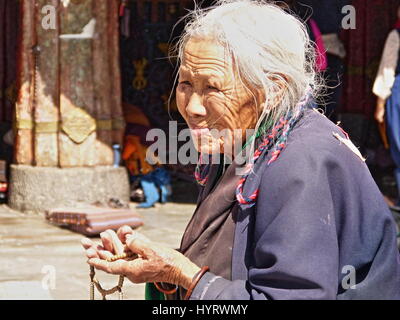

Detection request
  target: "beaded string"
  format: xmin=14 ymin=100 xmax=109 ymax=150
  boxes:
xmin=89 ymin=251 xmax=137 ymax=300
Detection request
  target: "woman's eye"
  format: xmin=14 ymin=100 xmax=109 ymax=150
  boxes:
xmin=180 ymin=81 xmax=192 ymax=86
xmin=206 ymin=85 xmax=219 ymax=91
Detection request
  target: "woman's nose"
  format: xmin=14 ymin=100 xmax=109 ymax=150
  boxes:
xmin=186 ymin=93 xmax=207 ymax=118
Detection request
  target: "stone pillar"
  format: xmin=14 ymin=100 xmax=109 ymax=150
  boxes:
xmin=9 ymin=0 xmax=128 ymax=213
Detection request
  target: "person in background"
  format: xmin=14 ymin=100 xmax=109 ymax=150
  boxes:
xmin=297 ymin=0 xmax=351 ymax=122
xmin=373 ymin=5 xmax=400 ymax=211
xmin=123 ymin=104 xmax=172 ymax=208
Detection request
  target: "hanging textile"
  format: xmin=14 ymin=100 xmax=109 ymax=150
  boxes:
xmin=0 ymin=0 xmax=19 ymax=123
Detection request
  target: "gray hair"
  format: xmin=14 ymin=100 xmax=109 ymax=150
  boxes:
xmin=171 ymin=0 xmax=323 ymax=157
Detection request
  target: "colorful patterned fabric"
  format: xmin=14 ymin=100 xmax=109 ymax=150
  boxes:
xmin=120 ymin=0 xmax=192 ymax=131
xmin=0 ymin=0 xmax=19 ymax=123
xmin=341 ymin=0 xmax=400 ymax=117
xmin=309 ymin=19 xmax=328 ymax=71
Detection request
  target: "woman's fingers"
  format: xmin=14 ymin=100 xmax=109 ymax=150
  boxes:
xmin=83 ymin=245 xmax=117 ymax=261
xmin=81 ymin=237 xmax=93 ymax=249
xmin=117 ymin=225 xmax=134 ymax=244
xmin=81 ymin=238 xmax=105 ymax=251
xmin=100 ymin=230 xmax=125 ymax=255
xmin=82 ymin=238 xmax=108 ymax=259
xmin=84 ymin=230 xmax=153 ymax=274
xmin=100 ymin=231 xmax=114 ymax=253
xmin=88 ymin=257 xmax=151 ymax=284
xmin=88 ymin=258 xmax=126 ymax=275
xmin=86 ymin=248 xmax=99 ymax=259
xmin=98 ymin=249 xmax=114 ymax=260
xmin=106 ymin=229 xmax=125 ymax=255
xmin=125 ymin=233 xmax=152 ymax=257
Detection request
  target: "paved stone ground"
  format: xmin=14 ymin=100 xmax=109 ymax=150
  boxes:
xmin=0 ymin=184 xmax=197 ymax=300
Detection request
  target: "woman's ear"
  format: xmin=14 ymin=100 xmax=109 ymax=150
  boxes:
xmin=270 ymin=75 xmax=287 ymax=106
xmin=253 ymin=89 xmax=266 ymax=115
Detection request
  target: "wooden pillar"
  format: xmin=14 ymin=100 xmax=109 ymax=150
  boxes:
xmin=108 ymin=0 xmax=125 ymax=146
xmin=92 ymin=0 xmax=113 ymax=165
xmin=14 ymin=0 xmax=125 ymax=167
xmin=14 ymin=0 xmax=35 ymax=165
xmin=58 ymin=0 xmax=97 ymax=167
xmin=10 ymin=0 xmax=129 ymax=213
xmin=34 ymin=0 xmax=60 ymax=167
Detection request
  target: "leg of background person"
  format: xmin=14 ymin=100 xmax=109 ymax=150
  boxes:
xmin=152 ymin=167 xmax=171 ymax=203
xmin=137 ymin=175 xmax=160 ymax=208
xmin=385 ymin=80 xmax=400 ymax=207
xmin=160 ymin=185 xmax=168 ymax=203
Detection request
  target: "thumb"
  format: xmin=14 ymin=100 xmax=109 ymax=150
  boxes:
xmin=126 ymin=233 xmax=153 ymax=258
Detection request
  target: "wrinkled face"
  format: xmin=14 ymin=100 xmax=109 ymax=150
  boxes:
xmin=176 ymin=38 xmax=260 ymax=156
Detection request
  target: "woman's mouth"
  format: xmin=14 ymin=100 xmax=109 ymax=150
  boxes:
xmin=190 ymin=127 xmax=210 ymax=137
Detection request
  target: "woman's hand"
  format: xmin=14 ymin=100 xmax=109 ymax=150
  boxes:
xmin=81 ymin=225 xmax=133 ymax=260
xmin=81 ymin=226 xmax=201 ymax=289
xmin=375 ymin=97 xmax=386 ymax=124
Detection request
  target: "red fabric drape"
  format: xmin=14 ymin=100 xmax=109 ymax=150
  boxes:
xmin=341 ymin=0 xmax=400 ymax=117
xmin=0 ymin=0 xmax=19 ymax=123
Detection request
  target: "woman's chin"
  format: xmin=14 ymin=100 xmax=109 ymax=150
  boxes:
xmin=195 ymin=143 xmax=222 ymax=156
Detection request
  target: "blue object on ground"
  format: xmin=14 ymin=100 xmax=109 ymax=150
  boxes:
xmin=137 ymin=175 xmax=159 ymax=208
xmin=136 ymin=168 xmax=172 ymax=208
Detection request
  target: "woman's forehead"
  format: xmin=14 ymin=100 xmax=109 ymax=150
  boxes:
xmin=180 ymin=39 xmax=233 ymax=76
xmin=183 ymin=39 xmax=230 ymax=64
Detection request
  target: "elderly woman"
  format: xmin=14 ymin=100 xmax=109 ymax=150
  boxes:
xmin=82 ymin=0 xmax=400 ymax=299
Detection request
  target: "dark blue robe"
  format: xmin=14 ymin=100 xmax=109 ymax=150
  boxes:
xmin=189 ymin=108 xmax=400 ymax=300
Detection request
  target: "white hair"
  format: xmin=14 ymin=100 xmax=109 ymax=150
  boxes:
xmin=171 ymin=0 xmax=323 ymax=157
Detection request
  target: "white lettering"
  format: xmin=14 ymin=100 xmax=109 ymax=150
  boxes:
xmin=41 ymin=5 xmax=56 ymax=30
xmin=342 ymin=5 xmax=356 ymax=30
xmin=342 ymin=265 xmax=357 ymax=289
